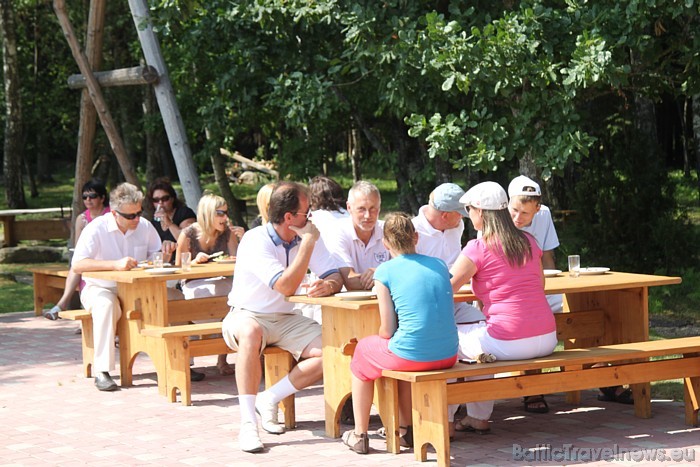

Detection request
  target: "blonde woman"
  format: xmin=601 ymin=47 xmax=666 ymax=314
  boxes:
xmin=249 ymin=182 xmax=274 ymax=228
xmin=175 ymin=193 xmax=244 ymax=375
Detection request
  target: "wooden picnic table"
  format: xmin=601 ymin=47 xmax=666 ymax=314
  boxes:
xmin=288 ymin=271 xmax=682 ymax=439
xmin=0 ymin=207 xmax=72 ymax=247
xmin=82 ymin=262 xmax=235 ymax=395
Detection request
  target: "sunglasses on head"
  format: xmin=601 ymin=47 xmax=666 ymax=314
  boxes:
xmin=82 ymin=193 xmax=100 ymax=200
xmin=215 ymin=209 xmax=228 ymax=217
xmin=152 ymin=195 xmax=171 ymax=203
xmin=115 ymin=210 xmax=143 ymax=220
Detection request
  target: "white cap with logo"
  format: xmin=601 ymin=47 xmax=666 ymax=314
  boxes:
xmin=460 ymin=181 xmax=508 ymax=210
xmin=508 ymin=175 xmax=542 ymax=197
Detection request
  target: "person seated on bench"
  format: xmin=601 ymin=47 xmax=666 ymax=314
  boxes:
xmin=44 ymin=179 xmax=110 ymax=320
xmin=507 ymin=175 xmax=563 ymax=413
xmin=249 ymin=182 xmax=274 ymax=229
xmin=72 ymin=183 xmax=163 ymax=392
xmin=221 ymin=181 xmax=343 ymax=453
xmin=146 ymin=177 xmax=196 ymax=262
xmin=450 ymin=181 xmax=557 ymax=434
xmin=342 ymin=212 xmax=458 ymax=455
xmin=175 ymin=193 xmax=245 ymax=376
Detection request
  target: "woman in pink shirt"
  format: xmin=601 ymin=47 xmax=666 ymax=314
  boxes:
xmin=450 ymin=181 xmax=557 ymax=434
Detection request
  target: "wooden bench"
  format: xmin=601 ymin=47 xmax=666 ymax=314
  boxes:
xmin=380 ymin=336 xmax=700 ymax=466
xmin=141 ymin=322 xmax=296 ymax=427
xmin=28 ymin=265 xmax=78 ymax=316
xmin=0 ymin=207 xmax=72 ymax=247
xmin=58 ymin=309 xmax=93 ymax=377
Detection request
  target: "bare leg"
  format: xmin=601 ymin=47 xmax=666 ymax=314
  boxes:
xmin=351 ymin=374 xmax=374 ymax=434
xmin=217 ymin=354 xmax=235 ymax=375
xmin=234 ymin=319 xmax=263 ymax=395
xmin=398 ymin=381 xmax=412 ymax=427
xmin=287 ymin=335 xmax=323 ymax=390
xmin=56 ymin=268 xmax=81 ymax=310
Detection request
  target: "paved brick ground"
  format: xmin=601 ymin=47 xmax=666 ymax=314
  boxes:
xmin=1 ymin=311 xmax=698 ymax=466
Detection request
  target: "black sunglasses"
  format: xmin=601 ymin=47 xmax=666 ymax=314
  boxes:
xmin=82 ymin=193 xmax=100 ymax=200
xmin=115 ymin=210 xmax=143 ymax=220
xmin=152 ymin=195 xmax=171 ymax=203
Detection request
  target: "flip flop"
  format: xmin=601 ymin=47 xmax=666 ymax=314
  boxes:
xmin=523 ymin=395 xmax=549 ymax=414
xmin=43 ymin=305 xmax=62 ymax=320
xmin=454 ymin=418 xmax=491 ymax=435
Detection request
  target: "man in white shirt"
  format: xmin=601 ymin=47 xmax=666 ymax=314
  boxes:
xmin=222 ymin=181 xmax=343 ymax=453
xmin=72 ymin=183 xmax=162 ymax=392
xmin=326 ymin=181 xmax=390 ymax=290
xmin=412 ymin=182 xmax=486 ymax=324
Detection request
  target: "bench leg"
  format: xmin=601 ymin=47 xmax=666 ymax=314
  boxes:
xmin=411 ymin=380 xmax=450 ymax=466
xmin=684 ymin=353 xmax=700 ymax=426
xmin=161 ymin=336 xmax=192 ymax=406
xmin=264 ymin=351 xmax=296 ymax=429
xmin=375 ymin=377 xmax=400 ymax=454
xmin=80 ymin=318 xmax=94 ymax=378
xmin=631 ymin=382 xmax=652 ymax=419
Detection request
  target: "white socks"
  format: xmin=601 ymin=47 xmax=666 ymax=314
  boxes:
xmin=239 ymin=394 xmax=257 ymax=424
xmin=260 ymin=375 xmax=298 ymax=404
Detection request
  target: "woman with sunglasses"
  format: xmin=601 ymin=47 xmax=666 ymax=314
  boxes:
xmin=44 ymin=179 xmax=110 ymax=320
xmin=175 ymin=193 xmax=244 ymax=375
xmin=146 ymin=177 xmax=196 ymax=259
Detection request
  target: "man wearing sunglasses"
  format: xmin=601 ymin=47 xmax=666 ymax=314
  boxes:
xmin=222 ymin=181 xmax=343 ymax=452
xmin=72 ymin=183 xmax=162 ymax=392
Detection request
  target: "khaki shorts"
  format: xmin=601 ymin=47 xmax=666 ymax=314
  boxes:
xmin=222 ymin=308 xmax=321 ymax=361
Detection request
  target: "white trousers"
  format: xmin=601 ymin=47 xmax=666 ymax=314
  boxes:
xmin=451 ymin=322 xmax=558 ymax=421
xmin=80 ymin=284 xmax=122 ymax=373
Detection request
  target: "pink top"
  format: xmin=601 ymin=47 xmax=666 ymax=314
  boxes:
xmin=462 ymin=233 xmax=555 ymax=340
xmin=85 ymin=206 xmax=110 ymax=223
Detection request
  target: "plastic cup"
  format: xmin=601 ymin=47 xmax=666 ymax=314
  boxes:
xmin=153 ymin=252 xmax=163 ymax=269
xmin=568 ymin=255 xmax=580 ymax=278
xmin=180 ymin=252 xmax=191 ymax=272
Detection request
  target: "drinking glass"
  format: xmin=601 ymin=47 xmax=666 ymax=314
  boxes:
xmin=568 ymin=255 xmax=580 ymax=278
xmin=152 ymin=252 xmax=164 ymax=269
xmin=300 ymin=272 xmax=317 ymax=295
xmin=180 ymin=252 xmax=191 ymax=272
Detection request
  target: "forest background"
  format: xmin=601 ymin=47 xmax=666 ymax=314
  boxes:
xmin=0 ymin=1 xmax=698 ymax=320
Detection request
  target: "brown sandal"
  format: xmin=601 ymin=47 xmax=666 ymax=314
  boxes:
xmin=342 ymin=430 xmax=369 ymax=454
xmin=454 ymin=417 xmax=491 ymax=435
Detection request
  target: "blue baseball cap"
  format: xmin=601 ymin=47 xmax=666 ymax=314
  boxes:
xmin=429 ymin=183 xmax=468 ymax=216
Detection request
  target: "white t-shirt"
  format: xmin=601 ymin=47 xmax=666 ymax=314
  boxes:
xmin=325 ymin=217 xmax=390 ymax=273
xmin=520 ymin=205 xmax=559 ymax=251
xmin=412 ymin=206 xmax=485 ymax=323
xmin=310 ymin=208 xmax=348 ymax=243
xmin=228 ymin=223 xmax=339 ymax=314
xmin=72 ymin=214 xmax=162 ymax=288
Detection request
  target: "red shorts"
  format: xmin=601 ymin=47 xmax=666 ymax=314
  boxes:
xmin=350 ymin=335 xmax=457 ymax=381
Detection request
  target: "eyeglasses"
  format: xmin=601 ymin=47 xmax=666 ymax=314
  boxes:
xmin=152 ymin=195 xmax=171 ymax=203
xmin=82 ymin=193 xmax=100 ymax=200
xmin=293 ymin=210 xmax=312 ymax=219
xmin=215 ymin=209 xmax=228 ymax=217
xmin=115 ymin=210 xmax=143 ymax=220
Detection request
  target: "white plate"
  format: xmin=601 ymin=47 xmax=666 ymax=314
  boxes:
xmin=335 ymin=291 xmax=377 ymax=301
xmin=213 ymin=258 xmax=236 ymax=264
xmin=147 ymin=267 xmax=178 ymax=275
xmin=543 ymin=269 xmax=562 ymax=277
xmin=579 ymin=267 xmax=610 ymax=275
xmin=138 ymin=262 xmax=171 ymax=269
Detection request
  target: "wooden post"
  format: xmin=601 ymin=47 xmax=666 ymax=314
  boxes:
xmin=54 ymin=0 xmax=140 ymax=188
xmin=67 ymin=65 xmax=159 ymax=89
xmin=128 ymin=0 xmax=202 ymax=209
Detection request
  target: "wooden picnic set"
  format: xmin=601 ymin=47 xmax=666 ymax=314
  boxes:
xmin=32 ymin=264 xmax=699 ymax=466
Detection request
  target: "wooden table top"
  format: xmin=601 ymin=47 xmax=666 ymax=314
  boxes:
xmin=287 ymin=271 xmax=681 ymax=310
xmin=82 ymin=261 xmax=235 ymax=284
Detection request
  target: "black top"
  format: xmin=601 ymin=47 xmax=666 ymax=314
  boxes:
xmin=151 ymin=205 xmax=196 ymax=242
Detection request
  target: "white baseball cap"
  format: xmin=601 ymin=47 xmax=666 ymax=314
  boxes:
xmin=508 ymin=175 xmax=542 ymax=197
xmin=459 ymin=181 xmax=508 ymax=210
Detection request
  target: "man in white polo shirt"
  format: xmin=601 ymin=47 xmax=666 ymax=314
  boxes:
xmin=222 ymin=181 xmax=343 ymax=453
xmin=326 ymin=180 xmax=390 ymax=290
xmin=72 ymin=182 xmax=162 ymax=392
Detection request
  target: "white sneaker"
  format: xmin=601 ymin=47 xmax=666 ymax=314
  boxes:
xmin=255 ymin=396 xmax=285 ymax=434
xmin=239 ymin=421 xmax=263 ymax=453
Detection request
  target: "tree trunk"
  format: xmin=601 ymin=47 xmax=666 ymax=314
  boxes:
xmin=349 ymin=127 xmax=361 ymax=182
xmin=208 ymin=130 xmax=247 ymax=228
xmin=392 ymin=121 xmax=422 ymax=214
xmin=693 ymin=95 xmax=700 ymax=205
xmin=1 ymin=0 xmax=27 ymax=208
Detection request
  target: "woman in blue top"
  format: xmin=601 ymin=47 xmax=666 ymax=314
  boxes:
xmin=342 ymin=212 xmax=458 ymax=455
